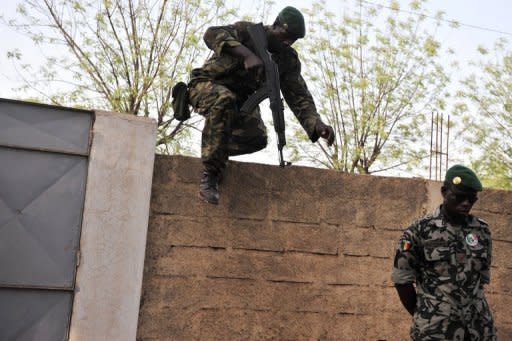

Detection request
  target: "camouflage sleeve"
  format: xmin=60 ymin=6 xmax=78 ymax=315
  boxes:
xmin=278 ymin=48 xmax=322 ymax=142
xmin=391 ymin=224 xmax=420 ymax=285
xmin=203 ymin=24 xmax=243 ymax=56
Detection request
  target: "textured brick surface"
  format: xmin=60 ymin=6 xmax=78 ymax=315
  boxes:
xmin=138 ymin=155 xmax=512 ymax=340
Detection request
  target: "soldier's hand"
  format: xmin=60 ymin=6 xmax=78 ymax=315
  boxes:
xmin=228 ymin=45 xmax=264 ymax=80
xmin=315 ymin=121 xmax=335 ymax=146
xmin=244 ymin=54 xmax=263 ymax=80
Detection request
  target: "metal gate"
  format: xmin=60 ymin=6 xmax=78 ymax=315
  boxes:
xmin=0 ymin=98 xmax=93 ymax=340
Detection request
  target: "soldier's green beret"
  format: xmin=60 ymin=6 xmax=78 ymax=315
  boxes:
xmin=277 ymin=6 xmax=306 ymax=39
xmin=444 ymin=165 xmax=483 ymax=192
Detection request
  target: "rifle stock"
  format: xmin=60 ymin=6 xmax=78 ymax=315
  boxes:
xmin=240 ymin=23 xmax=289 ymax=167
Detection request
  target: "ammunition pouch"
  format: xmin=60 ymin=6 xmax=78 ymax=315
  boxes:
xmin=171 ymin=82 xmax=191 ymax=121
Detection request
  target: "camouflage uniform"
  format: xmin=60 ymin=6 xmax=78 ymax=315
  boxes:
xmin=392 ymin=206 xmax=497 ymax=340
xmin=188 ymin=21 xmax=323 ymax=176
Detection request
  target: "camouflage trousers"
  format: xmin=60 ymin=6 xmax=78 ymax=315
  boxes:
xmin=411 ymin=295 xmax=496 ymax=340
xmin=188 ymin=80 xmax=268 ymax=175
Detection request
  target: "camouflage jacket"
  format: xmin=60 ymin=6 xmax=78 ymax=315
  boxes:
xmin=190 ymin=21 xmax=322 ymax=141
xmin=392 ymin=206 xmax=492 ymax=308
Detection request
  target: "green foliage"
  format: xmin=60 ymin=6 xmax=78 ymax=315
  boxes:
xmin=5 ymin=0 xmax=252 ymax=154
xmin=477 ymin=45 xmax=489 ymax=55
xmin=293 ymin=0 xmax=451 ymax=174
xmin=458 ymin=41 xmax=512 ymax=190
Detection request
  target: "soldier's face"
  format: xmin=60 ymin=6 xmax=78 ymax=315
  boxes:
xmin=267 ymin=24 xmax=297 ymax=52
xmin=442 ymin=185 xmax=478 ymax=217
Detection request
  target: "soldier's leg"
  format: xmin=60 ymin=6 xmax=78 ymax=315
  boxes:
xmin=228 ymin=106 xmax=268 ymax=156
xmin=188 ymin=81 xmax=237 ymax=204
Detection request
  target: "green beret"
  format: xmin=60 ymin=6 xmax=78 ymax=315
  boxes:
xmin=277 ymin=6 xmax=306 ymax=39
xmin=444 ymin=165 xmax=483 ymax=192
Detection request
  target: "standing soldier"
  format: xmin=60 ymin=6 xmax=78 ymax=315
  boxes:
xmin=185 ymin=6 xmax=335 ymax=204
xmin=392 ymin=165 xmax=497 ymax=340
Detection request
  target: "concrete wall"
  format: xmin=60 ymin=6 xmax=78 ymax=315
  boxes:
xmin=138 ymin=155 xmax=512 ymax=340
xmin=70 ymin=111 xmax=156 ymax=340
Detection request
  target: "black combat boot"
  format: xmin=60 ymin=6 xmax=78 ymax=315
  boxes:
xmin=199 ymin=171 xmax=220 ymax=204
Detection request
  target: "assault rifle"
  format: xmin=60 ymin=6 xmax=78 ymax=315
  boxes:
xmin=240 ymin=23 xmax=290 ymax=168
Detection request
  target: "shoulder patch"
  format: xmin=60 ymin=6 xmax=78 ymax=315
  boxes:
xmin=400 ymin=239 xmax=413 ymax=251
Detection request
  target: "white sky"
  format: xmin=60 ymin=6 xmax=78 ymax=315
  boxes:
xmin=1 ymin=0 xmax=512 ymax=175
xmin=3 ymin=0 xmax=512 ymax=96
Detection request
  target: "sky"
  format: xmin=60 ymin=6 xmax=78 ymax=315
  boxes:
xmin=1 ymin=0 xmax=512 ymax=175
xmin=3 ymin=0 xmax=512 ymax=96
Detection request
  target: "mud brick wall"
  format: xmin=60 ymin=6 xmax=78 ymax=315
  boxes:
xmin=138 ymin=155 xmax=512 ymax=340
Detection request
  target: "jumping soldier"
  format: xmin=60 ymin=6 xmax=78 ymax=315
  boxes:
xmin=185 ymin=6 xmax=335 ymax=204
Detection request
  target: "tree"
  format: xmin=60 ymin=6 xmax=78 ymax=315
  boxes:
xmin=457 ymin=39 xmax=512 ymax=190
xmin=5 ymin=0 xmax=239 ymax=154
xmin=289 ymin=0 xmax=453 ymax=174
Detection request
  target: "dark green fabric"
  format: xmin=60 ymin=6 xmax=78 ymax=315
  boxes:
xmin=190 ymin=21 xmax=321 ymax=142
xmin=172 ymin=82 xmax=190 ymax=121
xmin=444 ymin=165 xmax=483 ymax=192
xmin=277 ymin=6 xmax=305 ymax=39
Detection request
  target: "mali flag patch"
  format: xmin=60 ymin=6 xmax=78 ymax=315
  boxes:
xmin=401 ymin=240 xmax=412 ymax=251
